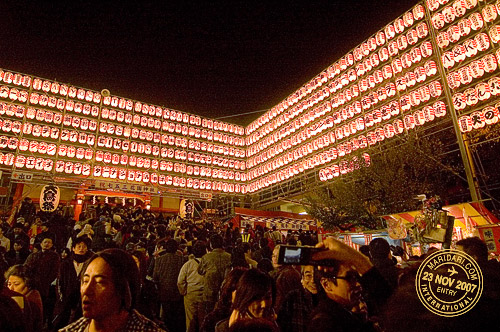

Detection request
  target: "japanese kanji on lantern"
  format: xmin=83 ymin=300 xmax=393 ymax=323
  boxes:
xmin=39 ymin=184 xmax=60 ymax=212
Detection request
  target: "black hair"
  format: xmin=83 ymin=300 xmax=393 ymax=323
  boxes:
xmin=369 ymin=238 xmax=391 ymax=259
xmin=232 ymin=269 xmax=275 ymax=317
xmin=229 ymin=318 xmax=278 ymax=332
xmin=72 ymin=235 xmax=91 ymax=249
xmin=456 ymin=237 xmax=488 ymax=263
xmin=257 ymin=258 xmax=274 ymax=274
xmin=81 ymin=249 xmax=139 ymax=311
xmin=241 ymin=242 xmax=251 ymax=253
xmin=210 ymin=234 xmax=224 ymax=249
xmin=164 ymin=239 xmax=179 ymax=254
xmin=192 ymin=241 xmax=207 ymax=258
xmin=5 ymin=264 xmax=35 ymax=290
xmin=359 ymin=245 xmax=371 ymax=258
xmin=231 ymin=246 xmax=248 ymax=268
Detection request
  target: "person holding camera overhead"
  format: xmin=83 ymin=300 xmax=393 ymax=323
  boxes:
xmin=308 ymin=238 xmax=392 ymax=332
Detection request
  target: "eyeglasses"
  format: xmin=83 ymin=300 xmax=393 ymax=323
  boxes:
xmin=332 ymin=271 xmax=360 ymax=284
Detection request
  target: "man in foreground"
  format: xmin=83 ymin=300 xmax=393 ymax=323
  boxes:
xmin=59 ymin=248 xmax=165 ymax=332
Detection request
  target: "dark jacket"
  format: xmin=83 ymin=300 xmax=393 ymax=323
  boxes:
xmin=53 ymin=252 xmax=92 ymax=329
xmin=24 ymin=249 xmax=60 ymax=298
xmin=5 ymin=248 xmax=29 ymax=267
xmin=153 ymin=252 xmax=186 ymax=302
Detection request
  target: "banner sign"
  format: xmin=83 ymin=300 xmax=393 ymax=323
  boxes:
xmin=95 ymin=181 xmax=157 ymax=193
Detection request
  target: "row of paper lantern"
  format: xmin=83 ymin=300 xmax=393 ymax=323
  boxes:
xmin=28 ymin=76 xmax=245 ymax=135
xmin=246 ymin=101 xmax=447 ymax=184
xmin=0 ymin=99 xmax=246 ymax=155
xmin=0 ymin=121 xmax=246 ymax=166
xmin=0 ymin=72 xmax=245 ymax=136
xmin=246 ymin=101 xmax=332 ymax=155
xmin=447 ymin=53 xmax=499 ymax=89
xmin=250 ymin=100 xmax=446 ymax=181
xmin=0 ymin=71 xmax=32 ymax=88
xmin=17 ymin=116 xmax=247 ymax=159
xmin=245 ymin=30 xmax=426 ymax=145
xmin=247 ymin=36 xmax=435 ymax=148
xmin=458 ymin=104 xmax=500 ymax=132
xmin=0 ymin=135 xmax=247 ymax=177
xmin=441 ymin=33 xmax=491 ymax=70
xmin=30 ymin=91 xmax=247 ymax=145
xmin=94 ymin=133 xmax=245 ymax=160
xmin=426 ymin=0 xmax=477 ymax=13
xmin=431 ymin=1 xmax=482 ymax=31
xmin=318 ymin=154 xmax=371 ymax=182
xmin=453 ymin=76 xmax=500 ymax=110
xmin=435 ymin=13 xmax=489 ymax=49
xmin=246 ymin=43 xmax=436 ymax=152
xmin=7 ymin=155 xmax=247 ymax=193
xmin=0 ymin=86 xmax=29 ymax=103
xmin=246 ymin=79 xmax=443 ymax=171
xmin=246 ymin=2 xmax=425 ymax=142
xmin=93 ymin=152 xmax=246 ymax=180
xmin=8 ymin=150 xmax=247 ymax=185
xmin=0 ymin=103 xmax=28 ymax=119
xmin=246 ymin=4 xmax=425 ymax=136
xmin=101 ymin=108 xmax=246 ymax=146
xmin=247 ymin=14 xmax=429 ymax=140
xmin=0 ymin=131 xmax=246 ymax=170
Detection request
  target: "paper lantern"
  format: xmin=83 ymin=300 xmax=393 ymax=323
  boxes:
xmin=489 ymin=77 xmax=500 ymax=95
xmin=484 ymin=106 xmax=499 ymax=125
xmin=469 ymin=13 xmax=484 ymax=31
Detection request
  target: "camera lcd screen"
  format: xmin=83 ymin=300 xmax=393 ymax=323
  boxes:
xmin=283 ymin=247 xmax=302 ymax=264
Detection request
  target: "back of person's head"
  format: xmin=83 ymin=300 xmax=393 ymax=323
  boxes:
xmin=369 ymin=238 xmax=391 ymax=260
xmin=456 ymin=237 xmax=488 ymax=263
xmin=192 ymin=241 xmax=207 ymax=258
xmin=82 ymin=249 xmax=140 ymax=311
xmin=164 ymin=239 xmax=179 ymax=254
xmin=359 ymin=245 xmax=371 ymax=258
xmin=257 ymin=258 xmax=274 ymax=274
xmin=259 ymin=237 xmax=268 ymax=249
xmin=229 ymin=318 xmax=278 ymax=332
xmin=217 ymin=267 xmax=248 ymax=310
xmin=210 ymin=234 xmax=223 ymax=249
xmin=232 ymin=246 xmax=248 ymax=268
xmin=241 ymin=242 xmax=251 ymax=253
xmin=156 ymin=239 xmax=167 ymax=251
xmin=232 ymin=269 xmax=275 ymax=316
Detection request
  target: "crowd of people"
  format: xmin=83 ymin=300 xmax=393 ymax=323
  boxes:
xmin=1 ymin=197 xmax=500 ymax=332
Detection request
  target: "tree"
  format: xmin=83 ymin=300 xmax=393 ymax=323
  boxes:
xmin=305 ymin=134 xmax=460 ymax=231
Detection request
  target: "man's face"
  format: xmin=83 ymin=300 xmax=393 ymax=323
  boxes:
xmin=14 ymin=227 xmax=22 ymax=235
xmin=13 ymin=242 xmax=22 ymax=251
xmin=320 ymin=263 xmax=361 ymax=307
xmin=302 ymin=265 xmax=318 ymax=294
xmin=41 ymin=238 xmax=53 ymax=250
xmin=81 ymin=257 xmax=122 ymax=320
xmin=272 ymin=246 xmax=280 ymax=268
xmin=73 ymin=241 xmax=88 ymax=256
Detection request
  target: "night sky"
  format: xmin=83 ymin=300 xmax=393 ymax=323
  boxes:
xmin=1 ymin=1 xmax=421 ymax=126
